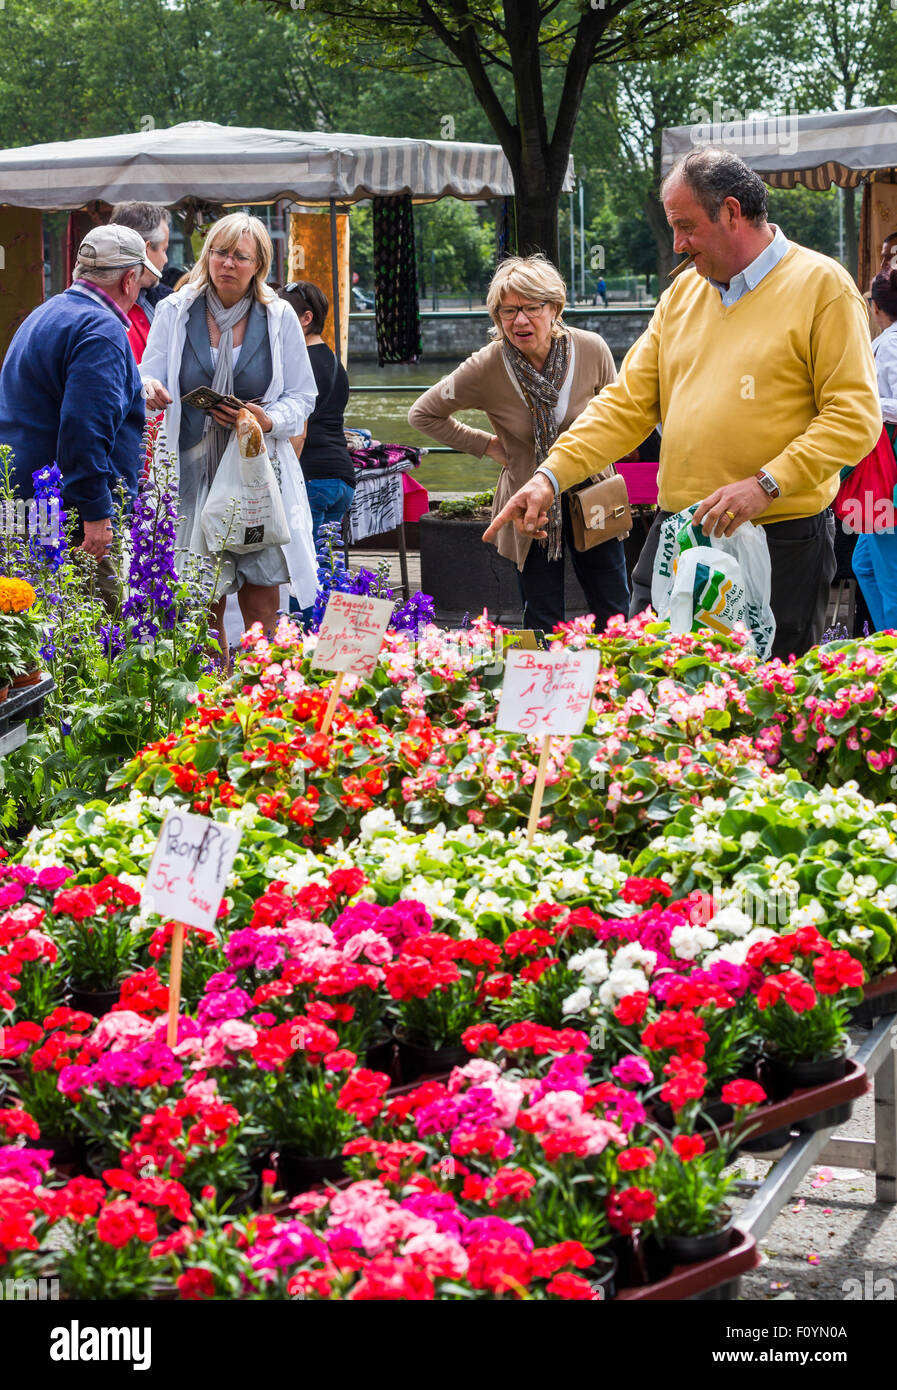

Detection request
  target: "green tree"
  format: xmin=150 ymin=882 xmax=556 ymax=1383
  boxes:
xmin=256 ymin=0 xmax=739 ymax=262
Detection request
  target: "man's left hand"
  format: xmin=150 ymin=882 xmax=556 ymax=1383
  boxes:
xmin=693 ymin=478 xmax=769 ymax=539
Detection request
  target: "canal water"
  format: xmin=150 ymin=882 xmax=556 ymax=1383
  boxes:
xmin=345 ymin=360 xmax=500 ymax=496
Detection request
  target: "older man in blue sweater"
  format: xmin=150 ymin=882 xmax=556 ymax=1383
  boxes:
xmin=0 ymin=224 xmax=160 ymax=560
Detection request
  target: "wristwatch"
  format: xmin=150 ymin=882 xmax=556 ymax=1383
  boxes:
xmin=755 ymin=469 xmax=780 ymax=499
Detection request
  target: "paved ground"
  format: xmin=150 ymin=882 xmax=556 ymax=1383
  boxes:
xmin=732 ymin=1027 xmax=897 ymax=1303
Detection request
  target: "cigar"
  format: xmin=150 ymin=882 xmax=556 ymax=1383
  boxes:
xmin=667 ymin=253 xmax=696 ymax=280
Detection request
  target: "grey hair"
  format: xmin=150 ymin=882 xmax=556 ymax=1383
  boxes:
xmin=109 ymin=201 xmax=171 ymax=246
xmin=662 ymin=148 xmax=769 ymax=225
xmin=72 ymin=262 xmax=141 ymax=285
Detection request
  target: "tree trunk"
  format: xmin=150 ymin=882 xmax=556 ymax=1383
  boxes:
xmin=644 ymin=190 xmax=675 ymax=285
xmin=510 ymin=176 xmax=562 ymax=265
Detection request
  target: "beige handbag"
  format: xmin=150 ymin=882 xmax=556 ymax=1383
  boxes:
xmin=568 ymin=468 xmax=632 ymax=551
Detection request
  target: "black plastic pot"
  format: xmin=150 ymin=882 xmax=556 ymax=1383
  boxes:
xmin=850 ymin=982 xmax=897 ymax=1027
xmin=396 ymin=1036 xmax=470 ymax=1085
xmin=69 ymin=984 xmax=121 ymax=1018
xmin=365 ymin=1034 xmax=398 ymax=1080
xmin=764 ymin=1051 xmax=852 ymax=1131
xmin=29 ymin=1131 xmax=87 ymax=1170
xmin=275 ymin=1150 xmax=346 ymax=1196
xmin=589 ymin=1250 xmax=618 ymax=1301
xmin=661 ymin=1215 xmax=734 ymax=1267
xmin=651 ymin=1097 xmax=734 ymax=1132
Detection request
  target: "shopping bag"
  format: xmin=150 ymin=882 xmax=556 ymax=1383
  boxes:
xmin=200 ymin=433 xmax=290 ymax=555
xmin=833 ymin=424 xmax=897 ymax=534
xmin=652 ymin=505 xmax=775 ymax=659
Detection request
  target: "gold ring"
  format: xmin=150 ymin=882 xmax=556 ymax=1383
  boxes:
xmin=725 ymin=509 xmax=736 ymax=520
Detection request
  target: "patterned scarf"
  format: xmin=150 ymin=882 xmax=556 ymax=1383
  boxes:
xmin=502 ymin=331 xmax=570 ymax=560
xmin=202 ymin=284 xmax=253 ymax=480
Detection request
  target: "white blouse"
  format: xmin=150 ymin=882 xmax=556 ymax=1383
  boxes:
xmin=872 ymin=320 xmax=897 ymax=423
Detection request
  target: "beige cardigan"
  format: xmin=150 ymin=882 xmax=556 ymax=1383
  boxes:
xmin=408 ymin=326 xmax=616 ymax=570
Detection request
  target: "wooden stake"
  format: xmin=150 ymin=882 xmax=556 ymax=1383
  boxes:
xmin=525 ymin=734 xmax=552 ymax=847
xmin=321 ymin=671 xmax=345 ymax=735
xmin=167 ymin=920 xmax=185 ymax=1048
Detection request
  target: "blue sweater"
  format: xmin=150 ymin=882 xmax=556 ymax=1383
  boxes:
xmin=0 ymin=286 xmax=145 ymax=520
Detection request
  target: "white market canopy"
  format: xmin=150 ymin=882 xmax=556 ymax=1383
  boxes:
xmin=0 ymin=119 xmax=570 ymax=210
xmin=661 ymin=105 xmax=897 ymax=190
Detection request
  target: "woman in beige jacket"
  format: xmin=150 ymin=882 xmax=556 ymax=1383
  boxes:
xmin=408 ymin=254 xmax=629 ymax=631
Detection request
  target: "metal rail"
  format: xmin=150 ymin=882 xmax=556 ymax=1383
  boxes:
xmin=738 ymin=1013 xmax=897 ymax=1241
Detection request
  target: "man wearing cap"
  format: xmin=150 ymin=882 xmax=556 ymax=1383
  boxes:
xmin=0 ymin=224 xmax=160 ymax=563
xmin=107 ymin=202 xmax=173 ymax=363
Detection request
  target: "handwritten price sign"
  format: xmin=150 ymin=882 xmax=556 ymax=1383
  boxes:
xmin=312 ymin=592 xmax=394 ymax=677
xmin=496 ymin=649 xmax=600 ymax=737
xmin=141 ymin=811 xmax=242 ymax=932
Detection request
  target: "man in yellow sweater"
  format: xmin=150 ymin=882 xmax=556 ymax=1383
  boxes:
xmin=484 ymin=148 xmax=881 ymax=659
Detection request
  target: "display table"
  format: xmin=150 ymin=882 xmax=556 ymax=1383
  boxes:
xmin=0 ymin=673 xmax=54 ymax=757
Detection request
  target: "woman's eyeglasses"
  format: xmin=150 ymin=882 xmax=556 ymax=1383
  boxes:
xmin=497 ymin=301 xmax=548 ymax=322
xmin=210 ymin=248 xmax=256 ymax=266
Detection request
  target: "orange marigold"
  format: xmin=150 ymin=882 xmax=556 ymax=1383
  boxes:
xmin=0 ymin=577 xmax=36 ymax=613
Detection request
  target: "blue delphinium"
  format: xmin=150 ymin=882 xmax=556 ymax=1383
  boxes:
xmin=122 ymin=471 xmax=179 ymax=644
xmin=29 ymin=464 xmax=67 ymax=574
xmin=308 ymin=520 xmax=435 ymax=635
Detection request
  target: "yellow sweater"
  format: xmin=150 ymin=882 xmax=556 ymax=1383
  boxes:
xmin=543 ymin=242 xmax=882 ymax=522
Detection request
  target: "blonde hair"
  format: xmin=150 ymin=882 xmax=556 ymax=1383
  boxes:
xmin=187 ymin=212 xmax=275 ymax=303
xmin=486 ymin=253 xmax=567 ymax=340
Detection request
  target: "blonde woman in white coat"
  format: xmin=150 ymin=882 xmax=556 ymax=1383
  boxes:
xmin=141 ymin=212 xmax=318 ymax=649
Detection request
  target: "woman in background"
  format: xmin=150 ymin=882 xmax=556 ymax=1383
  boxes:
xmin=279 ymin=281 xmax=356 ymax=545
xmin=408 ymin=253 xmax=629 ymax=631
xmin=141 ymin=213 xmax=318 ymax=655
xmin=852 ymin=267 xmax=897 ymax=632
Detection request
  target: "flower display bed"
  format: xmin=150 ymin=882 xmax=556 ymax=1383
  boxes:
xmin=3 ymin=616 xmax=897 ymax=1300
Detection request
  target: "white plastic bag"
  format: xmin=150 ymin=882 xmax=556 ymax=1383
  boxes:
xmin=651 ymin=505 xmax=775 ymax=659
xmin=200 ymin=433 xmax=290 ymax=555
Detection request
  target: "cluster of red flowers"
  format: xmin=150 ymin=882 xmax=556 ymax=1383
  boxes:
xmin=748 ymin=926 xmax=864 ymax=1013
xmin=118 ymin=1096 xmax=242 ymax=1179
xmin=51 ymin=876 xmax=141 ymax=922
xmin=0 ymin=903 xmax=57 ymax=1010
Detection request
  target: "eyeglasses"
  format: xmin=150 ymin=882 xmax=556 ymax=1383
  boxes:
xmin=210 ymin=248 xmax=256 ymax=266
xmin=497 ymin=301 xmax=548 ymax=322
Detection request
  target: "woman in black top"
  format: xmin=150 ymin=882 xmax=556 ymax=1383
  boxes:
xmin=278 ymin=281 xmax=356 ymax=545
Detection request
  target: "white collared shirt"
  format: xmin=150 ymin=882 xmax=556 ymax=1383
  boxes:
xmin=709 ymin=225 xmax=790 ymax=307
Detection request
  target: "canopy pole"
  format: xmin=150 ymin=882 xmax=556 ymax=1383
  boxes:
xmin=329 ymin=197 xmax=341 ymax=363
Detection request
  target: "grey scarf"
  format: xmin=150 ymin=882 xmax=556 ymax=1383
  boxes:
xmin=201 ymin=285 xmax=253 ymax=480
xmin=502 ymin=332 xmax=570 ymax=561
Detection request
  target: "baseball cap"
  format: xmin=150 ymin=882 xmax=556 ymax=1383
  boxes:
xmin=76 ymin=225 xmax=162 ymax=280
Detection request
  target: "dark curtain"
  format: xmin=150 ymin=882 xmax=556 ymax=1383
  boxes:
xmin=372 ymin=194 xmax=422 ymax=366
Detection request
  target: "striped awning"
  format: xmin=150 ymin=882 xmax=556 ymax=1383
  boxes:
xmin=0 ymin=121 xmax=572 ymax=210
xmin=661 ymin=106 xmax=897 ymax=189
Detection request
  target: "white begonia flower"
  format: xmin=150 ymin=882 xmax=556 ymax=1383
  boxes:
xmin=813 ymin=804 xmax=838 ymax=828
xmin=740 ymin=831 xmax=760 ymax=851
xmin=789 ymin=900 xmax=826 ymax=930
xmin=850 ymin=925 xmax=874 ymax=943
xmin=358 ymin=807 xmax=399 ymax=841
xmin=835 ymin=872 xmax=855 ymax=894
xmin=860 ymin=826 xmax=896 ymax=854
xmin=569 ymin=947 xmax=610 ymax=985
xmin=561 ymin=986 xmax=593 ymax=1017
xmin=874 ymin=885 xmax=897 ymax=910
xmin=598 ymin=968 xmax=650 ymax=1010
xmin=707 ymin=906 xmax=753 ymax=938
xmin=855 ymin=875 xmax=879 ymax=899
xmin=669 ymin=925 xmax=718 ymax=961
